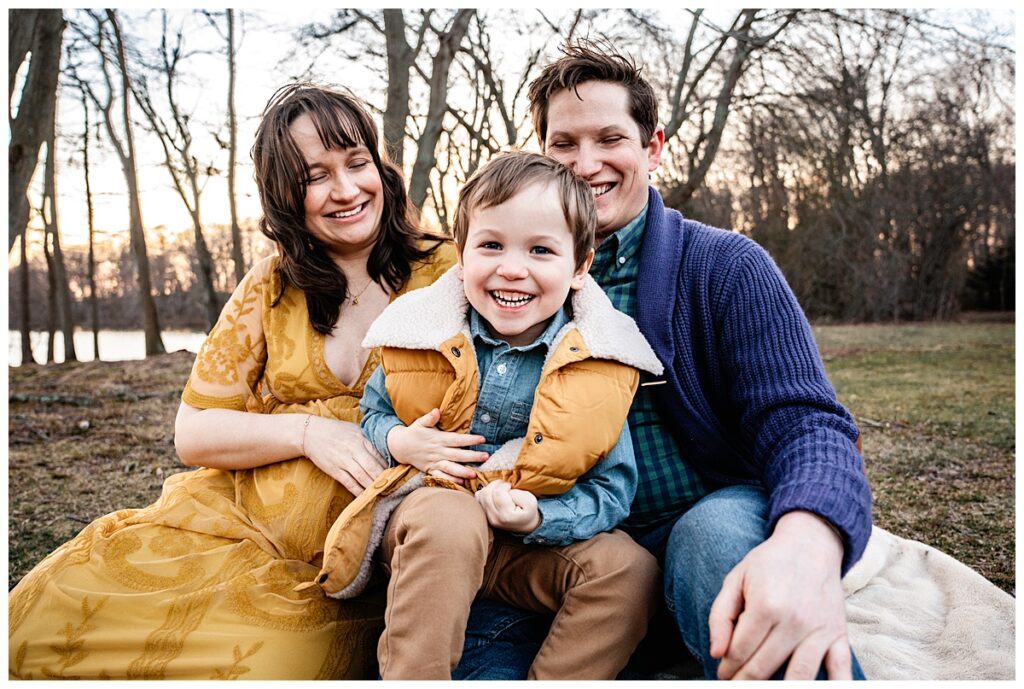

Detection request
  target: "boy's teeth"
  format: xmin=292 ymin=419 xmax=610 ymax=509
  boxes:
xmin=592 ymin=184 xmax=612 ymax=197
xmin=491 ymin=291 xmax=534 ymax=306
xmin=328 ymin=203 xmax=364 ymax=218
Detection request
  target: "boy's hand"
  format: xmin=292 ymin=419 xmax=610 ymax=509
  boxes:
xmin=475 ymin=480 xmax=541 ymax=534
xmin=387 ymin=408 xmax=488 ymax=484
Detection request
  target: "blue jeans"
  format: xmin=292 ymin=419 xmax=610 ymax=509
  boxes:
xmin=453 ymin=485 xmax=865 ymax=680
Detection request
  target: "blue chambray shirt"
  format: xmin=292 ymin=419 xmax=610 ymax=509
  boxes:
xmin=360 ymin=303 xmax=637 ymax=546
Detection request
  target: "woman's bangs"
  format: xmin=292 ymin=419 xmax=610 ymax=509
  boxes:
xmin=311 ymin=101 xmax=367 ymax=152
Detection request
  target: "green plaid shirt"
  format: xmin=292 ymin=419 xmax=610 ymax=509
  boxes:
xmin=590 ymin=206 xmax=709 ymax=529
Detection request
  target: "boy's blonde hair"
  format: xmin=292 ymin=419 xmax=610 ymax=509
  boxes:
xmin=452 ymin=152 xmax=596 ymax=269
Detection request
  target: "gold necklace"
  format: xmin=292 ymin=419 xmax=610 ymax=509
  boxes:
xmin=347 ymin=277 xmax=375 ymax=305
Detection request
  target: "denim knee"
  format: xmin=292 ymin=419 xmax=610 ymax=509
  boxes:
xmin=454 ymin=600 xmax=548 ymax=680
xmin=662 ymin=486 xmax=770 ymax=669
xmin=664 ymin=486 xmax=770 ymax=605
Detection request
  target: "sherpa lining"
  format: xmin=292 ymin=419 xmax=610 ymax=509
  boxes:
xmin=326 ymin=436 xmax=524 ymax=600
xmin=329 ymin=472 xmax=423 ymax=599
xmin=364 ymin=266 xmax=663 ymax=375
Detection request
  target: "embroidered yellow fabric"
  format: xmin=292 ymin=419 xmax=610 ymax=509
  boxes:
xmin=9 ymin=245 xmax=455 ymax=679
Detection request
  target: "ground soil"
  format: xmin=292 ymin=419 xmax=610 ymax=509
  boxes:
xmin=7 ymin=325 xmax=1015 ymax=595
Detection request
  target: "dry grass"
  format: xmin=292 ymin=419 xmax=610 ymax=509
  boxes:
xmin=815 ymin=320 xmax=1015 ymax=593
xmin=7 ymin=321 xmax=1015 ymax=595
xmin=8 ymin=351 xmax=195 ymax=589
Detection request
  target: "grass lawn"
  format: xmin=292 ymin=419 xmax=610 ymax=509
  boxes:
xmin=814 ymin=320 xmax=1014 ymax=593
xmin=7 ymin=320 xmax=1015 ymax=595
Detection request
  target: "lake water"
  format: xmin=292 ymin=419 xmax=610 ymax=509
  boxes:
xmin=7 ymin=329 xmax=209 ymax=366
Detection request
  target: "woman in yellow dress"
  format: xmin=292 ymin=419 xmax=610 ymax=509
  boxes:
xmin=9 ymin=83 xmax=455 ymax=679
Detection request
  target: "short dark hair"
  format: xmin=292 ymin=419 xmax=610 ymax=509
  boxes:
xmin=528 ymin=40 xmax=658 ymax=147
xmin=251 ymin=83 xmax=444 ymax=334
xmin=452 ymin=152 xmax=596 ymax=270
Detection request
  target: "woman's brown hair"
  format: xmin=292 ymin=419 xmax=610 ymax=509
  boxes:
xmin=252 ymin=83 xmax=445 ymax=334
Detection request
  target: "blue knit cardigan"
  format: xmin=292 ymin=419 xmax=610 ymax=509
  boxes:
xmin=635 ymin=187 xmax=872 ymax=574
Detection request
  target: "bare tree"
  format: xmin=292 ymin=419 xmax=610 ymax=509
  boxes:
xmin=301 ymin=9 xmax=476 ymax=210
xmin=132 ymin=11 xmax=221 ymax=330
xmin=650 ymin=9 xmax=799 ymax=209
xmin=715 ymin=9 xmax=1014 ymax=322
xmin=225 ymin=9 xmax=245 ymax=283
xmin=79 ymin=86 xmax=101 ymax=359
xmin=18 ymin=226 xmax=36 ymax=365
xmin=41 ymin=214 xmax=57 ymax=363
xmin=381 ymin=9 xmax=417 ymax=166
xmin=204 ymin=8 xmax=247 ymax=284
xmin=69 ymin=10 xmax=165 ymax=354
xmin=41 ymin=109 xmax=77 ymax=361
xmin=9 ymin=9 xmax=66 ymax=252
xmin=406 ymin=10 xmax=474 ymax=209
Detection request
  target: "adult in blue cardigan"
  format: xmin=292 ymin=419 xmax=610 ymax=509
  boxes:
xmin=453 ymin=43 xmax=872 ymax=681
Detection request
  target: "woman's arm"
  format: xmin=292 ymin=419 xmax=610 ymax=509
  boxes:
xmin=175 ymin=402 xmax=386 ymax=495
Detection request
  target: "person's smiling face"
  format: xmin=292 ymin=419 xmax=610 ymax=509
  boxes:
xmin=291 ymin=112 xmax=384 ymax=260
xmin=458 ymin=181 xmax=592 ymax=347
xmin=543 ymin=81 xmax=664 ymax=242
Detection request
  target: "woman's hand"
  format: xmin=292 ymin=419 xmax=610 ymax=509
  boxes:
xmin=387 ymin=408 xmax=488 ymax=484
xmin=475 ymin=480 xmax=541 ymax=534
xmin=302 ymin=415 xmax=388 ymax=496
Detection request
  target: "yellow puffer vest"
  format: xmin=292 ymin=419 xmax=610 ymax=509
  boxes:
xmin=315 ymin=267 xmax=663 ymax=598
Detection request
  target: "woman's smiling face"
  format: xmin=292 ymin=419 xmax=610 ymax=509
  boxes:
xmin=291 ymin=112 xmax=384 ymax=260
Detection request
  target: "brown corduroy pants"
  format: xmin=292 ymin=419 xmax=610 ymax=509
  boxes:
xmin=377 ymin=487 xmax=660 ymax=680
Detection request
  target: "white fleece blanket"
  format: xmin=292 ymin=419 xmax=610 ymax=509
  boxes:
xmin=843 ymin=526 xmax=1015 ymax=680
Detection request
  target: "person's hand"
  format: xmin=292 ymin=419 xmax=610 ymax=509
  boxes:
xmin=302 ymin=416 xmax=388 ymax=496
xmin=475 ymin=480 xmax=541 ymax=534
xmin=708 ymin=510 xmax=851 ymax=680
xmin=387 ymin=408 xmax=488 ymax=484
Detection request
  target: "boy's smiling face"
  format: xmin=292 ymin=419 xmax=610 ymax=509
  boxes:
xmin=458 ymin=181 xmax=593 ymax=347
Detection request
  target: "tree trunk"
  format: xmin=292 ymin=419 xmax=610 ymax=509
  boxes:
xmin=190 ymin=209 xmax=221 ymax=329
xmin=407 ymin=9 xmax=474 ymax=210
xmin=19 ymin=223 xmax=35 ymax=366
xmin=382 ymin=9 xmax=413 ymax=166
xmin=226 ymin=9 xmax=246 ymax=284
xmin=129 ymin=10 xmax=221 ymax=329
xmin=9 ymin=9 xmax=38 ymax=99
xmin=43 ymin=107 xmax=78 ymax=362
xmin=82 ymin=88 xmax=101 ymax=360
xmin=43 ymin=224 xmax=57 ymax=363
xmin=108 ymin=10 xmax=164 ymax=355
xmin=663 ymin=11 xmax=759 ymax=209
xmin=9 ymin=8 xmax=65 ymax=252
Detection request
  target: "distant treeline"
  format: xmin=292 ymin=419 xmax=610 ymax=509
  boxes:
xmin=8 ymin=195 xmax=1013 ymax=335
xmin=8 ymin=9 xmax=1014 ymax=342
xmin=9 ymin=222 xmax=273 ymax=332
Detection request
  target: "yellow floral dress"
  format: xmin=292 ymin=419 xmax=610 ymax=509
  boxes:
xmin=9 ymin=245 xmax=456 ymax=680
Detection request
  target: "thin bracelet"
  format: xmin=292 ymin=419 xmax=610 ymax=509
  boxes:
xmin=301 ymin=414 xmax=312 ymax=456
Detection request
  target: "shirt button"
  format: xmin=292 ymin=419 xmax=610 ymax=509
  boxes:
xmin=496 ymin=363 xmax=507 ymax=375
xmin=481 ymin=413 xmax=492 ymax=423
xmin=618 ymin=256 xmax=626 ymax=265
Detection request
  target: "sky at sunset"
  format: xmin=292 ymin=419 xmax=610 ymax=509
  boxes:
xmin=11 ymin=6 xmax=1016 ymax=251
xmin=20 ymin=8 xmax=390 ymax=249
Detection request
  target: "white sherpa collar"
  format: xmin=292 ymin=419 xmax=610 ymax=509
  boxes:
xmin=364 ymin=266 xmax=662 ymax=374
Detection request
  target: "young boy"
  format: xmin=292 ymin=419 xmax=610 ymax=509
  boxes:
xmin=314 ymin=152 xmax=663 ymax=679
